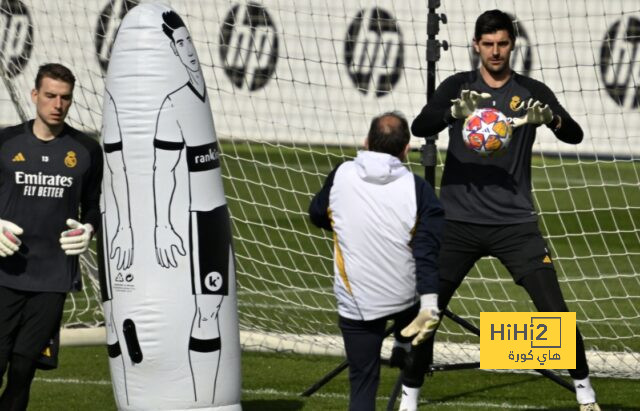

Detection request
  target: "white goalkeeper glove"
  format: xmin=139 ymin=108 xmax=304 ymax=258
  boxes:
xmin=401 ymin=294 xmax=441 ymax=346
xmin=60 ymin=219 xmax=93 ymax=256
xmin=511 ymin=98 xmax=554 ymax=128
xmin=0 ymin=218 xmax=23 ymax=257
xmin=450 ymin=90 xmax=492 ymax=120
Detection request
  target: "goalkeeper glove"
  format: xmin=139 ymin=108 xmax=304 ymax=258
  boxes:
xmin=60 ymin=219 xmax=93 ymax=256
xmin=511 ymin=98 xmax=554 ymax=128
xmin=450 ymin=90 xmax=492 ymax=120
xmin=0 ymin=218 xmax=23 ymax=257
xmin=401 ymin=294 xmax=441 ymax=346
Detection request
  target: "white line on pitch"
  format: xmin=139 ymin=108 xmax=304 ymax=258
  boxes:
xmin=239 ymin=302 xmax=332 ymax=311
xmin=34 ymin=377 xmax=111 ymax=385
xmin=238 ymin=286 xmax=332 ymax=296
xmin=242 ymin=388 xmax=546 ymax=409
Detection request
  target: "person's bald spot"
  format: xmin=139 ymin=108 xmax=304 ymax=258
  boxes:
xmin=366 ymin=111 xmax=411 ymax=159
xmin=378 ymin=114 xmax=403 ymax=135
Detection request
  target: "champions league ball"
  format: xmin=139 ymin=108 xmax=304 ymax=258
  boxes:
xmin=462 ymin=108 xmax=512 ymax=156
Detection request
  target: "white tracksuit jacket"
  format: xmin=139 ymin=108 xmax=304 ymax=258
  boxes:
xmin=309 ymin=150 xmax=444 ymax=321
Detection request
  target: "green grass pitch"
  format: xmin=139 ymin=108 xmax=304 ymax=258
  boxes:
xmin=44 ymin=141 xmax=639 ymax=409
xmin=26 ymin=348 xmax=640 ymax=410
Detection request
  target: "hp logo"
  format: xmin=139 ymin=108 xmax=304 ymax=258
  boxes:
xmin=0 ymin=0 xmax=32 ymax=78
xmin=600 ymin=16 xmax=640 ymax=108
xmin=95 ymin=0 xmax=139 ymax=74
xmin=219 ymin=2 xmax=278 ymax=91
xmin=345 ymin=8 xmax=404 ymax=97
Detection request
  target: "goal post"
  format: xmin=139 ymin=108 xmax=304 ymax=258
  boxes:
xmin=0 ymin=0 xmax=638 ymax=380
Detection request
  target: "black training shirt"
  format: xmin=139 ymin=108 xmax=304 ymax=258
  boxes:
xmin=0 ymin=121 xmax=102 ymax=292
xmin=412 ymin=70 xmax=583 ymax=225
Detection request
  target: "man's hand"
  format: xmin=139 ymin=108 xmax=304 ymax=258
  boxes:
xmin=512 ymin=98 xmax=554 ymax=128
xmin=60 ymin=219 xmax=93 ymax=256
xmin=0 ymin=219 xmax=23 ymax=257
xmin=401 ymin=307 xmax=441 ymax=346
xmin=154 ymin=225 xmax=186 ymax=268
xmin=451 ymin=90 xmax=492 ymax=119
xmin=110 ymin=224 xmax=134 ymax=270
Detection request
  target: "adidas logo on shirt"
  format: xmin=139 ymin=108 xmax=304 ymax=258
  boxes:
xmin=12 ymin=152 xmax=25 ymax=162
xmin=543 ymin=255 xmax=552 ymax=263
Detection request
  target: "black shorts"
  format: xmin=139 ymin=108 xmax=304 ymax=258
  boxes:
xmin=189 ymin=206 xmax=232 ymax=295
xmin=0 ymin=286 xmax=66 ymax=363
xmin=438 ymin=221 xmax=555 ymax=284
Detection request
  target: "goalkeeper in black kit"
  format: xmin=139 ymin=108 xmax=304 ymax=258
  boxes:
xmin=409 ymin=10 xmax=600 ymax=411
xmin=0 ymin=63 xmax=102 ymax=410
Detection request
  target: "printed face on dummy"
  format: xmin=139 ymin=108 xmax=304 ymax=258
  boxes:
xmin=172 ymin=26 xmax=200 ymax=72
xmin=31 ymin=77 xmax=73 ymax=128
xmin=473 ymin=29 xmax=513 ymax=77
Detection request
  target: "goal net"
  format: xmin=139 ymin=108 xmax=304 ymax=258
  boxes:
xmin=0 ymin=0 xmax=637 ymax=379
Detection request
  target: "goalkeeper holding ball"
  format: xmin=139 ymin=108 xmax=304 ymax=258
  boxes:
xmin=0 ymin=63 xmax=102 ymax=410
xmin=410 ymin=9 xmax=599 ymax=411
xmin=309 ymin=112 xmax=444 ymax=411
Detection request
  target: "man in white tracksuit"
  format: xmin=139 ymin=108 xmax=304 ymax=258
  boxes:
xmin=309 ymin=111 xmax=445 ymax=411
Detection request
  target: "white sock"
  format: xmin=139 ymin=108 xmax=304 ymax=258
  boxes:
xmin=399 ymin=385 xmax=420 ymax=411
xmin=574 ymin=376 xmax=596 ymax=404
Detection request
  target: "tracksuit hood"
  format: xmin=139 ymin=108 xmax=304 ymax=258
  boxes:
xmin=354 ymin=150 xmax=409 ymax=185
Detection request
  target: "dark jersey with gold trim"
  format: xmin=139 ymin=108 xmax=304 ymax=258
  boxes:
xmin=0 ymin=121 xmax=102 ymax=292
xmin=412 ymin=70 xmax=583 ymax=225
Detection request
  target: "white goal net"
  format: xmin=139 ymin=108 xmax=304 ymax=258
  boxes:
xmin=0 ymin=0 xmax=638 ymax=379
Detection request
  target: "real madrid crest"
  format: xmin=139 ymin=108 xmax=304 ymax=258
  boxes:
xmin=510 ymin=96 xmax=522 ymax=112
xmin=64 ymin=151 xmax=77 ymax=168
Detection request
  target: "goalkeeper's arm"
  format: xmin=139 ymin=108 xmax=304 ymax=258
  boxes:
xmin=541 ymin=94 xmax=583 ymax=145
xmin=517 ymin=76 xmax=583 ymax=144
xmin=411 ymin=72 xmax=477 ymax=138
xmin=79 ymin=134 xmax=103 ymax=232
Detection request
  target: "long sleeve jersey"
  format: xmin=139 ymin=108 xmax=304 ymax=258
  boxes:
xmin=0 ymin=121 xmax=103 ymax=292
xmin=309 ymin=151 xmax=444 ymax=321
xmin=412 ymin=70 xmax=583 ymax=225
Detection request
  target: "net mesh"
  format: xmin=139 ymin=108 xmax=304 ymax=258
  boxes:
xmin=0 ymin=0 xmax=637 ymax=378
